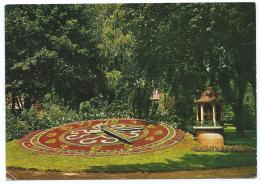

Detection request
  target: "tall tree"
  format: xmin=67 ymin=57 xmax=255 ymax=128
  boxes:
xmin=6 ymin=5 xmax=108 ymax=110
xmin=208 ymin=3 xmax=256 ymax=135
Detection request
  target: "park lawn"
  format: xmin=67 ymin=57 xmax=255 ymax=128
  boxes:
xmin=6 ymin=126 xmax=256 ymax=173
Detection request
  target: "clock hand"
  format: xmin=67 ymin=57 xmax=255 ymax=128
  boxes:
xmin=113 ymin=126 xmax=144 ymax=131
xmin=101 ymin=125 xmax=133 ymax=144
xmin=88 ymin=125 xmax=144 ymax=134
xmin=88 ymin=125 xmax=145 ymax=144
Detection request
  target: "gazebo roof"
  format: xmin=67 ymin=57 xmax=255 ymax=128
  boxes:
xmin=195 ymin=87 xmax=220 ymax=104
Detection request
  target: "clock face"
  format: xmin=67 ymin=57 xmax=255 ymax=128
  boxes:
xmin=20 ymin=119 xmax=184 ymax=156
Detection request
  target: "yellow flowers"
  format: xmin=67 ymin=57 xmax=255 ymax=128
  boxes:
xmin=60 ymin=144 xmax=69 ymax=149
xmin=47 ymin=132 xmax=57 ymax=137
xmin=60 ymin=126 xmax=73 ymax=131
xmin=154 ymin=130 xmax=163 ymax=135
xmin=90 ymin=146 xmax=102 ymax=151
xmin=45 ymin=139 xmax=57 ymax=144
xmin=145 ymin=136 xmax=155 ymax=141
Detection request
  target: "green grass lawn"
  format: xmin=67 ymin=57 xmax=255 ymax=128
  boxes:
xmin=6 ymin=125 xmax=256 ymax=173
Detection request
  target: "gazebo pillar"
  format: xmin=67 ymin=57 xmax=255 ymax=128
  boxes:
xmin=200 ymin=104 xmax=204 ymax=125
xmin=196 ymin=105 xmax=199 ymax=122
xmin=212 ymin=104 xmax=216 ymax=127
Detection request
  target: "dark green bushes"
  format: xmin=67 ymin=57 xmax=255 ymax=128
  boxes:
xmin=6 ymin=104 xmax=81 ymax=141
xmin=80 ymin=97 xmax=133 ymax=119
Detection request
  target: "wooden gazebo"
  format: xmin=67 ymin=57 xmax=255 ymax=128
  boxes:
xmin=194 ymin=87 xmax=222 ymax=127
xmin=193 ymin=87 xmax=224 ymax=147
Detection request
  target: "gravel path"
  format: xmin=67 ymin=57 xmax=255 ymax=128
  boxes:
xmin=6 ymin=166 xmax=256 ymax=180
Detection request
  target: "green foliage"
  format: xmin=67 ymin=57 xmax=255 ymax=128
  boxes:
xmin=222 ymin=104 xmax=235 ymax=124
xmin=105 ymin=70 xmax=122 ymax=90
xmin=79 ymin=97 xmax=132 ymax=120
xmin=242 ymin=84 xmax=256 ymax=129
xmin=6 ymin=104 xmax=81 ymax=141
xmin=105 ymin=70 xmax=122 ymax=99
xmin=128 ymin=85 xmax=152 ymax=119
xmin=224 ymin=125 xmax=256 ymax=148
xmin=6 ymin=5 xmax=108 ymax=110
xmin=95 ymin=5 xmax=136 ymax=70
xmin=6 ymin=109 xmax=39 ymax=141
xmin=5 ymin=4 xmax=256 ymax=136
xmin=157 ymin=93 xmax=175 ymax=115
xmin=6 ymin=110 xmax=30 ymax=141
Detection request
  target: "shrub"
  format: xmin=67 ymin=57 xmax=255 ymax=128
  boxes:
xmin=6 ymin=110 xmax=30 ymax=141
xmin=79 ymin=97 xmax=133 ymax=120
xmin=45 ymin=104 xmax=81 ymax=125
xmin=6 ymin=103 xmax=81 ymax=141
xmin=157 ymin=93 xmax=175 ymax=116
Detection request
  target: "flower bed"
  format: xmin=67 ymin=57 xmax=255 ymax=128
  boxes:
xmin=192 ymin=145 xmax=255 ymax=153
xmin=19 ymin=118 xmax=185 ymax=156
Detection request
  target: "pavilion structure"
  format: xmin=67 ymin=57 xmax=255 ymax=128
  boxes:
xmin=193 ymin=87 xmax=224 ymax=147
xmin=194 ymin=86 xmax=223 ymax=127
xmin=149 ymin=89 xmax=161 ymax=121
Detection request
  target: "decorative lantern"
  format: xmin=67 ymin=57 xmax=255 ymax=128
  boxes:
xmin=149 ymin=89 xmax=160 ymax=119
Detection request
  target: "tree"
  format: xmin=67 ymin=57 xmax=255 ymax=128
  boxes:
xmin=207 ymin=3 xmax=256 ymax=135
xmin=121 ymin=3 xmax=255 ymax=133
xmin=6 ymin=4 xmax=255 ymax=134
xmin=6 ymin=5 xmax=108 ymax=111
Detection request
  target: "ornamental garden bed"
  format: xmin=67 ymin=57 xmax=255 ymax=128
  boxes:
xmin=6 ymin=120 xmax=256 ymax=174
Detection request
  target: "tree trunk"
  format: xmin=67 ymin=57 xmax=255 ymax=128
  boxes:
xmin=232 ymin=84 xmax=246 ymax=136
xmin=233 ymin=105 xmax=244 ymax=135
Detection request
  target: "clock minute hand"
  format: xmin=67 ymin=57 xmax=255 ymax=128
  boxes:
xmin=88 ymin=125 xmax=144 ymax=134
xmin=113 ymin=126 xmax=145 ymax=131
xmin=100 ymin=125 xmax=134 ymax=144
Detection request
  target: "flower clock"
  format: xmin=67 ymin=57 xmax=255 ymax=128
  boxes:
xmin=20 ymin=119 xmax=185 ymax=156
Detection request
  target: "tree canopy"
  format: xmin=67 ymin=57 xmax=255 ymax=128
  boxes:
xmin=6 ymin=3 xmax=256 ymax=135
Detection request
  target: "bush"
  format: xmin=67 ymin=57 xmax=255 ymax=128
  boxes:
xmin=6 ymin=103 xmax=81 ymax=141
xmin=6 ymin=110 xmax=31 ymax=142
xmin=45 ymin=104 xmax=81 ymax=125
xmin=242 ymin=84 xmax=256 ymax=129
xmin=157 ymin=93 xmax=175 ymax=115
xmin=222 ymin=104 xmax=235 ymax=124
xmin=79 ymin=97 xmax=133 ymax=120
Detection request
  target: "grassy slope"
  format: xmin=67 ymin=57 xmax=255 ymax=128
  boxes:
xmin=6 ymin=125 xmax=256 ymax=173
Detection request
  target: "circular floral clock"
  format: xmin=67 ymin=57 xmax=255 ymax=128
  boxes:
xmin=19 ymin=119 xmax=185 ymax=156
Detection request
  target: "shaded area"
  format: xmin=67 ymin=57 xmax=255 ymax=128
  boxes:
xmin=224 ymin=127 xmax=256 ymax=148
xmin=85 ymin=152 xmax=256 ymax=173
